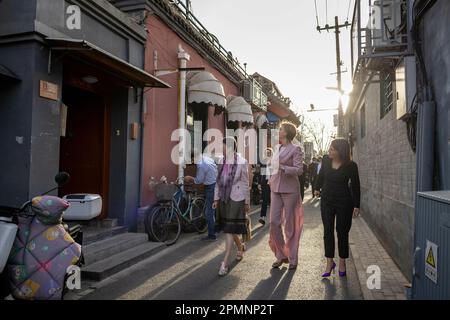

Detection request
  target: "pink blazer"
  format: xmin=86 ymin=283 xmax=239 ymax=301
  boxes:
xmin=214 ymin=153 xmax=250 ymax=205
xmin=269 ymin=143 xmax=303 ymax=193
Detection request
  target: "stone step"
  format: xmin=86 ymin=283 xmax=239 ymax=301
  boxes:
xmin=83 ymin=233 xmax=149 ymax=265
xmin=83 ymin=226 xmax=128 ymax=245
xmin=82 ymin=242 xmax=165 ymax=281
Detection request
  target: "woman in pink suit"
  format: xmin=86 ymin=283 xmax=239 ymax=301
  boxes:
xmin=268 ymin=122 xmax=304 ymax=270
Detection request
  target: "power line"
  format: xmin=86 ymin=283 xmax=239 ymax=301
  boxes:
xmin=346 ymin=0 xmax=353 ymax=22
xmin=314 ymin=0 xmax=320 ymax=28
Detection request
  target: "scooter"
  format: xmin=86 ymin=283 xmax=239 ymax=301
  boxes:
xmin=0 ymin=172 xmax=83 ymax=300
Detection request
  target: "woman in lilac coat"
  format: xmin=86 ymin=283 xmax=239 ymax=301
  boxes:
xmin=268 ymin=122 xmax=304 ymax=270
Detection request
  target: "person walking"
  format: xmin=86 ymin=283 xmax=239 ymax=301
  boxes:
xmin=268 ymin=122 xmax=304 ymax=270
xmin=259 ymin=147 xmax=273 ymax=226
xmin=308 ymin=158 xmax=318 ymax=196
xmin=185 ymin=150 xmax=218 ymax=241
xmin=213 ymin=137 xmax=250 ymax=276
xmin=315 ymin=139 xmax=361 ymax=277
xmin=299 ymin=162 xmax=308 ymax=201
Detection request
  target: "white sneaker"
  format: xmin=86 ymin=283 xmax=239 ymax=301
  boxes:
xmin=218 ymin=262 xmax=229 ymax=276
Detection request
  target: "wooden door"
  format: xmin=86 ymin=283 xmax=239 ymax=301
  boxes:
xmin=59 ymin=85 xmax=110 ymax=218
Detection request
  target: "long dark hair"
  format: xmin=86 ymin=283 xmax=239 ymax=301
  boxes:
xmin=331 ymin=138 xmax=351 ymax=164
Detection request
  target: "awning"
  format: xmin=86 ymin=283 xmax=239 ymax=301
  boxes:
xmin=255 ymin=113 xmax=269 ymax=128
xmin=226 ymin=95 xmax=254 ymax=124
xmin=187 ymin=71 xmax=226 ymax=111
xmin=0 ymin=64 xmax=20 ymax=82
xmin=267 ymin=112 xmax=280 ymax=123
xmin=46 ymin=38 xmax=170 ymax=88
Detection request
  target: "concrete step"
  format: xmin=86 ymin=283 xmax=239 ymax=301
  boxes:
xmin=83 ymin=226 xmax=128 ymax=245
xmin=82 ymin=218 xmax=118 ymax=229
xmin=83 ymin=233 xmax=149 ymax=265
xmin=82 ymin=242 xmax=165 ymax=281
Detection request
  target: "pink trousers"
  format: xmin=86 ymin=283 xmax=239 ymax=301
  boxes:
xmin=268 ymin=192 xmax=304 ymax=265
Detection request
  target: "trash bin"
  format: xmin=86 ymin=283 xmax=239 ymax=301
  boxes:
xmin=62 ymin=194 xmax=102 ymax=221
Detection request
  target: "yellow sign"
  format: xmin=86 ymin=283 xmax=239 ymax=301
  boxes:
xmin=426 ymin=247 xmax=436 ymax=268
xmin=425 ymin=240 xmax=438 ymax=284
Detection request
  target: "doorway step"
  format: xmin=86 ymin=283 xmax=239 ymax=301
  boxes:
xmin=80 ymin=220 xmax=164 ymax=281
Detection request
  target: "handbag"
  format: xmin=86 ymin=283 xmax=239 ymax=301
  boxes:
xmin=242 ymin=216 xmax=252 ymax=242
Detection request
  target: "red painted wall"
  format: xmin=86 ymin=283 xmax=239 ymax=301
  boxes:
xmin=141 ymin=15 xmax=240 ymax=205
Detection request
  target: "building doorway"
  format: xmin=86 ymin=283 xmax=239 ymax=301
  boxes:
xmin=59 ymin=84 xmax=110 ymax=219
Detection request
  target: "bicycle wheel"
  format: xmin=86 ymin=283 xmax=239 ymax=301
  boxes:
xmin=150 ymin=205 xmax=181 ymax=246
xmin=190 ymin=197 xmax=207 ymax=234
xmin=144 ymin=203 xmax=161 ymax=241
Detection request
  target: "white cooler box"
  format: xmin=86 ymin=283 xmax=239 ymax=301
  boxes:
xmin=63 ymin=194 xmax=102 ymax=221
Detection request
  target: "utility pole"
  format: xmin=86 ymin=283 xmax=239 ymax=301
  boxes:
xmin=317 ymin=16 xmax=350 ymax=137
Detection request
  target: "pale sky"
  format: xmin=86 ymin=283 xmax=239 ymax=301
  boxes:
xmin=191 ymin=0 xmax=355 ymax=129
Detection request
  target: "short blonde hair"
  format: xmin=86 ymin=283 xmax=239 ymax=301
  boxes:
xmin=280 ymin=122 xmax=297 ymax=141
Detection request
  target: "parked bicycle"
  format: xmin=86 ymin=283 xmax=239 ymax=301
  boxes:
xmin=146 ymin=177 xmax=207 ymax=245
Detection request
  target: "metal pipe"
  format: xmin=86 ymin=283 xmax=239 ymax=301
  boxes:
xmin=416 ymin=100 xmax=435 ymax=192
xmin=177 ymin=45 xmax=190 ymax=181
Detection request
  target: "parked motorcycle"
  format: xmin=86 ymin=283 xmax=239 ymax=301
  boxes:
xmin=0 ymin=172 xmax=83 ymax=300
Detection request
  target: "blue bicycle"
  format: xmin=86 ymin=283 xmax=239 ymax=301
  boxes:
xmin=147 ymin=179 xmax=207 ymax=245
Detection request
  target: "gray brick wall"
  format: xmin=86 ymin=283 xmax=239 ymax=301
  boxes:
xmin=352 ymin=83 xmax=416 ymax=281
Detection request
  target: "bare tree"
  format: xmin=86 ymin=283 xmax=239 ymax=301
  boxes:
xmin=303 ymin=119 xmax=335 ymax=155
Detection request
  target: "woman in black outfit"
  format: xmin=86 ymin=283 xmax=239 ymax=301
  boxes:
xmin=259 ymin=147 xmax=273 ymax=226
xmin=315 ymin=139 xmax=361 ymax=277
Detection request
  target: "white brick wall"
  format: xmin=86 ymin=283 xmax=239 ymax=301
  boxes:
xmin=351 ymin=82 xmax=416 ymax=279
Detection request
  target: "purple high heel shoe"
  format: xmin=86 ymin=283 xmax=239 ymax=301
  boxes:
xmin=339 ymin=270 xmax=347 ymax=277
xmin=321 ymin=262 xmax=336 ymax=277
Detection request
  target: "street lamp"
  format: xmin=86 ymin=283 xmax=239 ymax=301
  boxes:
xmin=307 ymin=104 xmax=339 ymax=112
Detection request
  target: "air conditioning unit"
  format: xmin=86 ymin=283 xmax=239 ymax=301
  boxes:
xmin=370 ymin=0 xmax=404 ymax=47
xmin=260 ymin=92 xmax=268 ymax=111
xmin=242 ymin=78 xmax=266 ymax=110
xmin=242 ymin=79 xmax=252 ymax=102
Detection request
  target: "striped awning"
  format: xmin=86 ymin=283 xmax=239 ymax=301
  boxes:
xmin=187 ymin=71 xmax=226 ymax=111
xmin=226 ymin=95 xmax=254 ymax=124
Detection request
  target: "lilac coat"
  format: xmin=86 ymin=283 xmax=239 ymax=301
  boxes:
xmin=269 ymin=143 xmax=303 ymax=193
xmin=214 ymin=153 xmax=250 ymax=205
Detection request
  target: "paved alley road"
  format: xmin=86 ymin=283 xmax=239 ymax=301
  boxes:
xmin=79 ymin=192 xmax=363 ymax=300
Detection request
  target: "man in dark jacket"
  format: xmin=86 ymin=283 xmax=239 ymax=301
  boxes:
xmin=299 ymin=162 xmax=308 ymax=201
xmin=308 ymin=158 xmax=318 ymax=197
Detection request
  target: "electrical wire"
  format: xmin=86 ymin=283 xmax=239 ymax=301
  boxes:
xmin=405 ymin=93 xmax=418 ymax=152
xmin=346 ymin=0 xmax=353 ymax=22
xmin=314 ymin=0 xmax=320 ymax=27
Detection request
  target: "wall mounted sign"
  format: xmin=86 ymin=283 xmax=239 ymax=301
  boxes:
xmin=40 ymin=80 xmax=59 ymax=101
xmin=131 ymin=123 xmax=139 ymax=140
xmin=425 ymin=240 xmax=438 ymax=284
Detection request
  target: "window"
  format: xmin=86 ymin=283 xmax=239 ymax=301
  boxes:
xmin=380 ymin=71 xmax=395 ymax=119
xmin=187 ymin=105 xmax=208 ymax=155
xmin=360 ymin=103 xmax=366 ymax=139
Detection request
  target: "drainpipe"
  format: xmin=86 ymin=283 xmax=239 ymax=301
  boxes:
xmin=416 ymin=96 xmax=435 ymax=192
xmin=178 ymin=45 xmax=190 ymax=181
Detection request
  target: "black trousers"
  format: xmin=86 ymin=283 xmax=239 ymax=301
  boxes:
xmin=300 ymin=178 xmax=305 ymax=201
xmin=321 ymin=199 xmax=354 ymax=259
xmin=260 ymin=178 xmax=271 ymax=217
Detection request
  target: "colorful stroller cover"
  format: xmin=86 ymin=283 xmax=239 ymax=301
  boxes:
xmin=7 ymin=196 xmax=81 ymax=300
